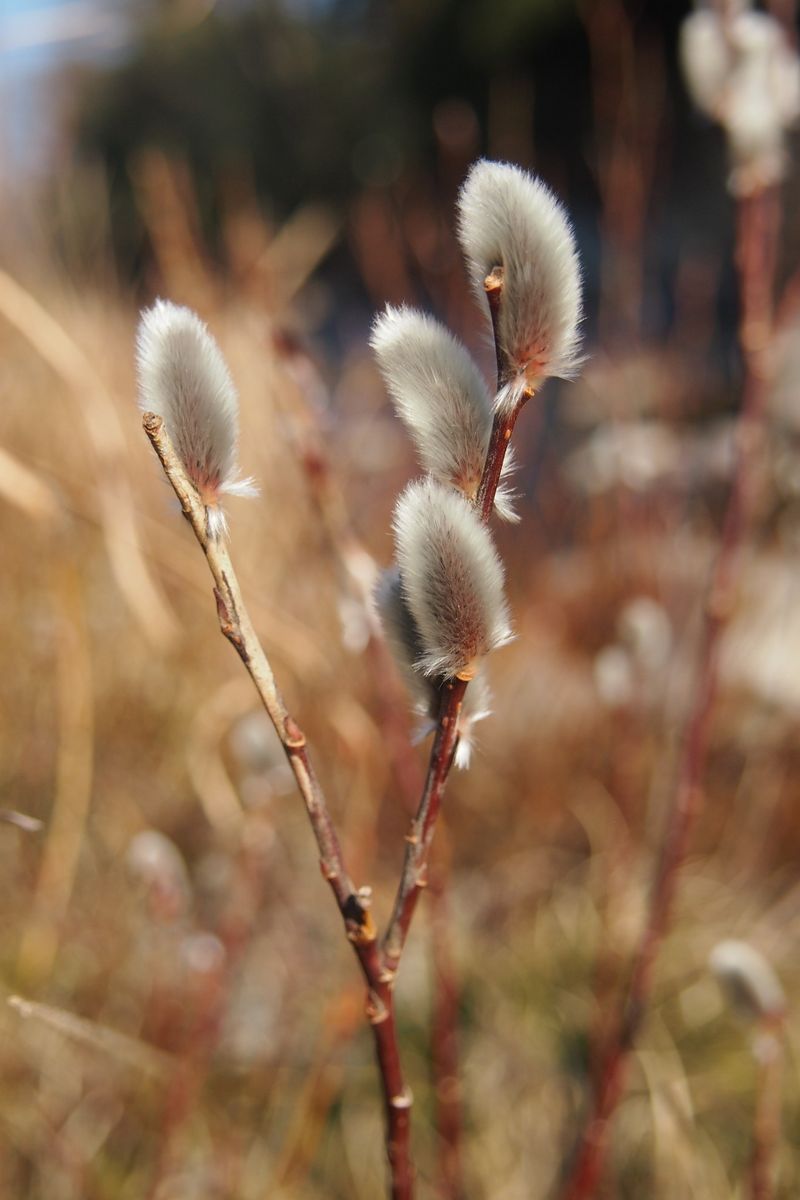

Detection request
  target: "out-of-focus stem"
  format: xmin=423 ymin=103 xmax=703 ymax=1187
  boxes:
xmin=558 ymin=186 xmax=779 ymax=1200
xmin=430 ymin=860 xmax=466 ymax=1200
xmin=146 ymin=945 xmax=226 ymax=1200
xmin=750 ymin=1028 xmax=784 ymax=1200
xmin=476 ymin=405 xmax=521 ymax=521
xmin=143 ymin=411 xmax=414 ymax=1200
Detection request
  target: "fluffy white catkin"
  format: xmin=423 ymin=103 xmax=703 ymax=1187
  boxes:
xmin=374 ymin=566 xmax=492 ymax=768
xmin=457 ymin=159 xmax=583 ymax=407
xmin=136 ymin=300 xmax=256 ymax=535
xmin=680 ymin=4 xmax=800 ymax=195
xmin=679 ymin=7 xmax=730 ymax=119
xmin=371 ymin=305 xmax=517 ymax=520
xmin=393 ymin=478 xmax=512 ymax=678
xmin=709 ymin=939 xmax=787 ymax=1023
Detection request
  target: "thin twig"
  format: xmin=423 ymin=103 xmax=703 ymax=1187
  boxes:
xmin=753 ymin=1022 xmax=782 ymax=1200
xmin=146 ymin=945 xmax=226 ymax=1200
xmin=142 ymin=411 xmax=414 ymax=1200
xmin=558 ymin=186 xmax=780 ymax=1200
xmin=429 ymin=856 xmax=466 ymax=1200
xmin=477 ymin=268 xmax=526 ymax=523
xmin=750 ymin=1028 xmax=784 ymax=1200
xmin=382 ymin=676 xmax=468 ymax=972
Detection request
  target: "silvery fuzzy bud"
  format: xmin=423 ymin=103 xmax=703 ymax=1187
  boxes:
xmin=392 ymin=478 xmax=513 ymax=679
xmin=374 ymin=566 xmax=492 ymax=768
xmin=709 ymin=939 xmax=787 ymax=1024
xmin=457 ymin=159 xmax=583 ymax=408
xmin=136 ymin=300 xmax=257 ymax=536
xmin=370 ymin=305 xmax=517 ymax=521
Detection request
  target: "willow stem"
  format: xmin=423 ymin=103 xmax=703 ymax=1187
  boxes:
xmin=750 ymin=1027 xmax=784 ymax=1200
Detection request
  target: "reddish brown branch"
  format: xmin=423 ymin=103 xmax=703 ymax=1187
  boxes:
xmin=430 ymin=858 xmax=466 ymax=1200
xmin=750 ymin=1030 xmax=784 ymax=1200
xmin=558 ymin=186 xmax=779 ymax=1200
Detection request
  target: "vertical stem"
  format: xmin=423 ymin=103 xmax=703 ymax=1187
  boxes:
xmin=476 ymin=268 xmax=528 ymax=524
xmin=477 ymin=406 xmax=522 ymax=522
xmin=750 ymin=1030 xmax=784 ymax=1200
xmin=430 ymin=861 xmax=466 ymax=1200
xmin=558 ymin=186 xmax=779 ymax=1200
xmin=146 ymin=947 xmax=226 ymax=1200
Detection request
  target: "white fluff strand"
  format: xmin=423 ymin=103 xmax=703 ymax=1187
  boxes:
xmin=457 ymin=159 xmax=583 ymax=407
xmin=453 ymin=671 xmax=492 ymax=769
xmin=136 ymin=300 xmax=256 ymax=535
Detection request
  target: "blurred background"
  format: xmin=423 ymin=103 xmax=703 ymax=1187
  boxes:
xmin=2 ymin=1 xmax=800 ymax=1196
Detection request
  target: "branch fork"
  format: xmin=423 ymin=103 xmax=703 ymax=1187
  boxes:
xmin=142 ymin=258 xmax=528 ymax=1200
